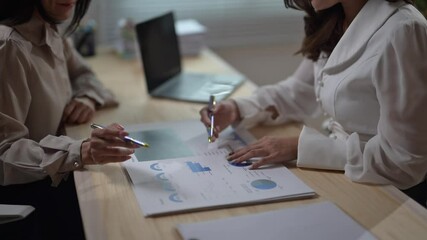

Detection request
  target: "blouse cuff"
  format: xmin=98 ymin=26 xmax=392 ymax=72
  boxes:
xmin=39 ymin=136 xmax=84 ymax=186
xmin=296 ymin=125 xmax=347 ymax=170
xmin=75 ymin=89 xmax=118 ymax=108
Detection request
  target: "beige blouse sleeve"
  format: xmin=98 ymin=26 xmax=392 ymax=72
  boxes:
xmin=64 ymin=39 xmax=118 ymax=108
xmin=0 ymin=37 xmax=84 ymax=186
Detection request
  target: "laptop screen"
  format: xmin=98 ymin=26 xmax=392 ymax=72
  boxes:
xmin=135 ymin=12 xmax=182 ymax=92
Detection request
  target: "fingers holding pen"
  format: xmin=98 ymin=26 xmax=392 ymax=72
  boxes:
xmin=199 ymin=106 xmax=211 ymax=127
xmin=89 ymin=144 xmax=134 ymax=164
xmin=200 ymin=105 xmax=221 ymax=141
xmin=200 ymin=102 xmax=234 ymax=139
xmin=93 ymin=123 xmax=143 ymax=149
xmin=82 ymin=123 xmax=141 ymax=165
xmin=91 ymin=123 xmax=131 ymax=145
xmin=81 ymin=140 xmax=134 ymax=165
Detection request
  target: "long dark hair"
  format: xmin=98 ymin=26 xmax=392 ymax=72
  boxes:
xmin=284 ymin=0 xmax=414 ymax=61
xmin=0 ymin=0 xmax=91 ymax=35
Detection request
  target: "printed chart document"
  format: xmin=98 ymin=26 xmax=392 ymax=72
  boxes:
xmin=123 ymin=120 xmax=315 ymax=216
xmin=177 ymin=201 xmax=377 ymax=240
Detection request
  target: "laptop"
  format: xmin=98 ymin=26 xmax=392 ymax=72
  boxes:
xmin=135 ymin=12 xmax=245 ymax=103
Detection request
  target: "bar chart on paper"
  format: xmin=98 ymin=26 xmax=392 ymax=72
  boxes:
xmin=124 ymin=154 xmax=315 ymax=216
xmin=123 ymin=120 xmax=315 ymax=216
xmin=186 ymin=162 xmax=211 ymax=172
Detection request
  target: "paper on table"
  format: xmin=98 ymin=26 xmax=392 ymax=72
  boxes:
xmin=123 ymin=120 xmax=314 ymax=217
xmin=177 ymin=201 xmax=377 ymax=240
xmin=125 ymin=155 xmax=315 ymax=217
xmin=0 ymin=204 xmax=35 ymax=224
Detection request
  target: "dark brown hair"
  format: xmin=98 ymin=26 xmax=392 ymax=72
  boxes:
xmin=284 ymin=0 xmax=414 ymax=61
xmin=0 ymin=0 xmax=91 ymax=35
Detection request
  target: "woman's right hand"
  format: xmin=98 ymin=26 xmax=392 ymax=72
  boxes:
xmin=81 ymin=123 xmax=139 ymax=165
xmin=199 ymin=99 xmax=241 ymax=142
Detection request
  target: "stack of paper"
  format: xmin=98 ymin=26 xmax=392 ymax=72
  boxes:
xmin=175 ymin=19 xmax=207 ymax=56
xmin=123 ymin=120 xmax=315 ymax=217
xmin=177 ymin=201 xmax=377 ymax=240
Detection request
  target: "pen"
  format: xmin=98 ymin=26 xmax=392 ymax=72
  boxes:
xmin=207 ymin=95 xmax=216 ymax=143
xmin=90 ymin=123 xmax=150 ymax=148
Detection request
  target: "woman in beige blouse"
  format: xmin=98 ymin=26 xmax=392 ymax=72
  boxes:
xmin=0 ymin=0 xmax=138 ymax=238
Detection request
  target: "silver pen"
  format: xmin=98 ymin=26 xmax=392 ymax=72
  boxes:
xmin=90 ymin=123 xmax=150 ymax=148
xmin=207 ymin=95 xmax=216 ymax=143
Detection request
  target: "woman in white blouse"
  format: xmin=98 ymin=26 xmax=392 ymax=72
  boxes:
xmin=201 ymin=0 xmax=427 ymax=207
xmin=0 ymin=0 xmax=139 ymax=238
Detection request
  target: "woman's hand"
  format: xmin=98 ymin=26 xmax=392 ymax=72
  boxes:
xmin=62 ymin=97 xmax=96 ymax=124
xmin=81 ymin=123 xmax=139 ymax=165
xmin=227 ymin=136 xmax=298 ymax=169
xmin=199 ymin=99 xmax=241 ymax=142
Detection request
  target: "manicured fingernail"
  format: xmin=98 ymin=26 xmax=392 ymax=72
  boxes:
xmin=126 ymin=150 xmax=134 ymax=155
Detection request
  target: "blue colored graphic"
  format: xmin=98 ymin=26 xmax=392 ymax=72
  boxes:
xmin=169 ymin=193 xmax=183 ymax=203
xmin=251 ymin=179 xmax=277 ymax=190
xmin=162 ymin=181 xmax=176 ymax=192
xmin=186 ymin=161 xmax=211 ymax=173
xmin=150 ymin=163 xmax=162 ymax=171
xmin=156 ymin=173 xmax=168 ymax=181
xmin=229 ymin=161 xmax=251 ymax=167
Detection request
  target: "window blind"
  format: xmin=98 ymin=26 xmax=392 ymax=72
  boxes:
xmin=86 ymin=0 xmax=304 ymax=48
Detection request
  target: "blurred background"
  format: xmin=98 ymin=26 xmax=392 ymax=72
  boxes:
xmin=79 ymin=0 xmax=427 ymax=86
xmin=80 ymin=0 xmax=304 ymax=86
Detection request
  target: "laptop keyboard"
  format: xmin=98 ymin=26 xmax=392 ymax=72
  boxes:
xmin=152 ymin=73 xmax=244 ymax=102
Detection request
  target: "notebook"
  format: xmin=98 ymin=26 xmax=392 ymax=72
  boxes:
xmin=135 ymin=12 xmax=245 ymax=103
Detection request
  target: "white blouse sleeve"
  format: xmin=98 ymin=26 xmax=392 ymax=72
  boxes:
xmin=234 ymin=58 xmax=320 ymax=128
xmin=345 ymin=20 xmax=427 ymax=189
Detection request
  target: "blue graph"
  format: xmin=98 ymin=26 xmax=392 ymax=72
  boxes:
xmin=229 ymin=161 xmax=251 ymax=167
xmin=156 ymin=173 xmax=168 ymax=181
xmin=169 ymin=193 xmax=183 ymax=203
xmin=186 ymin=161 xmax=211 ymax=173
xmin=150 ymin=163 xmax=162 ymax=171
xmin=251 ymin=179 xmax=277 ymax=190
xmin=162 ymin=181 xmax=176 ymax=192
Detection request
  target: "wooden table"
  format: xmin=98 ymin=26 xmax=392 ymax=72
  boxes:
xmin=67 ymin=49 xmax=427 ymax=240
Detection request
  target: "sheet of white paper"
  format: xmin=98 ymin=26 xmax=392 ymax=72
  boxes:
xmin=177 ymin=201 xmax=377 ymax=240
xmin=0 ymin=204 xmax=35 ymax=224
xmin=175 ymin=19 xmax=207 ymax=35
xmin=123 ymin=120 xmax=314 ymax=216
xmin=124 ymin=155 xmax=314 ymax=216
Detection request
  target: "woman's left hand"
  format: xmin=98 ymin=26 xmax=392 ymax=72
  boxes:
xmin=227 ymin=136 xmax=298 ymax=169
xmin=62 ymin=97 xmax=96 ymax=124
